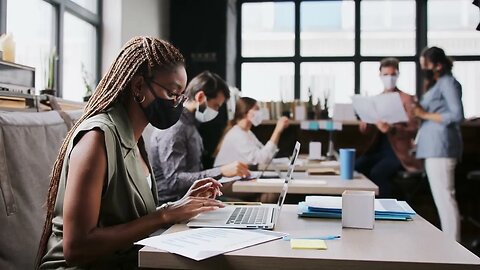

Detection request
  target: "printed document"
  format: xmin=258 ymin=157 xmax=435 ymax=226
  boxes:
xmin=351 ymin=92 xmax=408 ymax=124
xmin=136 ymin=228 xmax=281 ymax=261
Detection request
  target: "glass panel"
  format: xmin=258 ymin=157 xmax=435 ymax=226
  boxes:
xmin=71 ymin=0 xmax=98 ymax=14
xmin=63 ymin=12 xmax=97 ymax=102
xmin=300 ymin=1 xmax=355 ymax=56
xmin=242 ymin=2 xmax=294 ymax=57
xmin=241 ymin=63 xmax=294 ymax=102
xmin=360 ymin=62 xmax=416 ymax=96
xmin=300 ymin=62 xmax=355 ymax=111
xmin=7 ymin=0 xmax=55 ymax=93
xmin=428 ymin=0 xmax=480 ymax=55
xmin=452 ymin=61 xmax=480 ymax=119
xmin=361 ymin=0 xmax=416 ymax=56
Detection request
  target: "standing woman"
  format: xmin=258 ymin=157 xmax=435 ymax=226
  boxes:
xmin=414 ymin=46 xmax=464 ymax=241
xmin=37 ymin=37 xmax=224 ymax=269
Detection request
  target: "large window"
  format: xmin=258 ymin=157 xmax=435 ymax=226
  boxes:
xmin=4 ymin=0 xmax=101 ymax=102
xmin=238 ymin=0 xmax=480 ymax=118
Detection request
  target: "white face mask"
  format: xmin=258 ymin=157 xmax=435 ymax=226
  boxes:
xmin=250 ymin=110 xmax=265 ymax=127
xmin=195 ymin=100 xmax=219 ymax=123
xmin=380 ymin=74 xmax=399 ymax=91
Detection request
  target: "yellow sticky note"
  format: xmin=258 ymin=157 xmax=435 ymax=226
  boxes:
xmin=290 ymin=239 xmax=327 ymax=250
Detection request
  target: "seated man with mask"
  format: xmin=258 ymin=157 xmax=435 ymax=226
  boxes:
xmin=150 ymin=71 xmax=250 ymax=204
xmin=355 ymin=58 xmax=422 ymax=198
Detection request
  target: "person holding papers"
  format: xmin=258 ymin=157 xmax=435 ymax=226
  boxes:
xmin=37 ymin=37 xmax=224 ymax=269
xmin=355 ymin=58 xmax=422 ymax=198
xmin=149 ymin=71 xmax=250 ymax=204
xmin=214 ymin=97 xmax=290 ymax=167
xmin=414 ymin=47 xmax=464 ymax=241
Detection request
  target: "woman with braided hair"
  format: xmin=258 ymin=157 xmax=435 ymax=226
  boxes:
xmin=37 ymin=36 xmax=224 ymax=269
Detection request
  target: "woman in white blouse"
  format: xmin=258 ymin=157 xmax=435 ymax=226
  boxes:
xmin=214 ymin=97 xmax=289 ymax=167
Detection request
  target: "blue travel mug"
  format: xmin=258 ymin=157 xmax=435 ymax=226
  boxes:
xmin=340 ymin=148 xmax=356 ymax=180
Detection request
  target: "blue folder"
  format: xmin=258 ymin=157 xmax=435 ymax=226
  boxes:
xmin=297 ymin=202 xmax=413 ymax=221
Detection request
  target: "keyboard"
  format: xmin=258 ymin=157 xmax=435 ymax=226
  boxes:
xmin=227 ymin=207 xmax=269 ymax=225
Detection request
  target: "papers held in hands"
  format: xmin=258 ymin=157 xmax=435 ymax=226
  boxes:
xmin=136 ymin=228 xmax=284 ymax=261
xmin=351 ymin=92 xmax=408 ymax=124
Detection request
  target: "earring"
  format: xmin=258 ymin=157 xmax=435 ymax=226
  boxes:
xmin=134 ymin=93 xmax=146 ymax=104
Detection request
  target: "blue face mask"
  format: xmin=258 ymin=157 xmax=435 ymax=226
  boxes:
xmin=140 ymin=82 xmax=184 ymax=130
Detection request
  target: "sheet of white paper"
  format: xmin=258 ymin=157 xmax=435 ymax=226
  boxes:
xmin=374 ymin=93 xmax=409 ymax=124
xmin=136 ymin=228 xmax=280 ymax=261
xmin=272 ymin=157 xmax=305 ymax=166
xmin=351 ymin=95 xmax=377 ymax=123
xmin=351 ymin=92 xmax=408 ymax=124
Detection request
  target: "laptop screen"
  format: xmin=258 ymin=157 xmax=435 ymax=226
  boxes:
xmin=276 ymin=141 xmax=301 ymax=208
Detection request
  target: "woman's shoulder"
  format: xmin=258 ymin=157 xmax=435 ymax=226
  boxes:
xmin=438 ymin=73 xmax=461 ymax=88
xmin=76 ymin=113 xmax=115 ymax=135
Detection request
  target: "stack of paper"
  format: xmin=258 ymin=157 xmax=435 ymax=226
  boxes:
xmin=351 ymin=92 xmax=408 ymax=124
xmin=297 ymin=196 xmax=415 ymax=221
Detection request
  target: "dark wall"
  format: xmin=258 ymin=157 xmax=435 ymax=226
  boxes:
xmin=170 ymin=0 xmax=229 ymax=169
xmin=170 ymin=0 xmax=227 ymax=79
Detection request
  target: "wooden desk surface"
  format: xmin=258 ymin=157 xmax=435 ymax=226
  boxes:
xmin=138 ymin=205 xmax=480 ymax=270
xmin=232 ymin=173 xmax=379 ymax=195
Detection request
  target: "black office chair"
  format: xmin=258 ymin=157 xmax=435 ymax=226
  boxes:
xmin=464 ymin=170 xmax=480 ymax=252
xmin=392 ymin=170 xmax=428 ymax=202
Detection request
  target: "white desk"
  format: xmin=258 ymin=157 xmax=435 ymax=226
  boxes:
xmin=233 ymin=173 xmax=379 ymax=195
xmin=139 ymin=205 xmax=480 ymax=269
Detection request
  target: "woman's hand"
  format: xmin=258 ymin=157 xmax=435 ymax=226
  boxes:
xmin=221 ymin=161 xmax=250 ymax=178
xmin=274 ymin=117 xmax=290 ymax=133
xmin=161 ymin=196 xmax=225 ymax=224
xmin=412 ymin=104 xmax=427 ymax=119
xmin=186 ymin=178 xmax=223 ymax=199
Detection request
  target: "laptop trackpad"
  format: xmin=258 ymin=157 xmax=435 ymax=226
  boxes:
xmin=191 ymin=206 xmax=235 ymax=221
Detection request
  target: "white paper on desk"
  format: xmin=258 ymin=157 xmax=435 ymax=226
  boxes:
xmin=351 ymin=92 xmax=408 ymax=124
xmin=272 ymin=157 xmax=305 ymax=166
xmin=136 ymin=228 xmax=280 ymax=261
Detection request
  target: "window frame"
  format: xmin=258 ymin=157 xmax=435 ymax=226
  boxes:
xmin=0 ymin=0 xmax=102 ymax=98
xmin=236 ymin=0 xmax=480 ymax=99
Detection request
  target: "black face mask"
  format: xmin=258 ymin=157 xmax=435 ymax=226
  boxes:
xmin=141 ymin=97 xmax=183 ymax=129
xmin=422 ymin=69 xmax=435 ymax=81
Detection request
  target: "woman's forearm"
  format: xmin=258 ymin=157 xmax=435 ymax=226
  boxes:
xmin=421 ymin=112 xmax=443 ymax=123
xmin=269 ymin=128 xmax=282 ymax=145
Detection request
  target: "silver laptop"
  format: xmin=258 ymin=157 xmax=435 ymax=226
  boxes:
xmin=187 ymin=141 xmax=301 ymax=230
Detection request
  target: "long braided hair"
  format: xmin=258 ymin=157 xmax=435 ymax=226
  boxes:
xmin=36 ymin=36 xmax=185 ymax=264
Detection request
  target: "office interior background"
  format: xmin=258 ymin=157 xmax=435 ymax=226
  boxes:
xmin=1 ymin=0 xmax=480 ymax=267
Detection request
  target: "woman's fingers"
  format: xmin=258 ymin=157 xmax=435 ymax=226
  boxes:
xmin=194 ymin=178 xmax=223 ymax=188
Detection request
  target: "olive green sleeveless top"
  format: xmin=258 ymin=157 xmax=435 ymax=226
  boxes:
xmin=40 ymin=104 xmax=158 ymax=269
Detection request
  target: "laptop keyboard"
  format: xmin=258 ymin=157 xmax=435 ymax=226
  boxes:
xmin=227 ymin=207 xmax=269 ymax=225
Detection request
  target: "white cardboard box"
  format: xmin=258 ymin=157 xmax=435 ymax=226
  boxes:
xmin=342 ymin=190 xmax=375 ymax=229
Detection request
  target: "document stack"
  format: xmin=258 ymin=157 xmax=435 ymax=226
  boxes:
xmin=298 ymin=195 xmax=416 ymax=221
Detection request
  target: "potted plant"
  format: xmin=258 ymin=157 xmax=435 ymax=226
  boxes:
xmin=40 ymin=47 xmax=57 ymax=95
xmin=319 ymin=88 xmax=331 ymax=119
xmin=306 ymin=87 xmax=315 ymax=120
xmin=81 ymin=63 xmax=94 ymax=102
